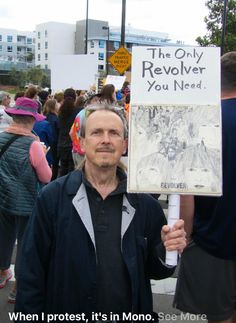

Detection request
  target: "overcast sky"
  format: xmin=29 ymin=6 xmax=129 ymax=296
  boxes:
xmin=0 ymin=0 xmax=208 ymax=45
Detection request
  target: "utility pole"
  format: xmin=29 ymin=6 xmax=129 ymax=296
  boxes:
xmin=121 ymin=0 xmax=126 ymax=47
xmin=221 ymin=0 xmax=228 ymax=55
xmin=102 ymin=26 xmax=110 ymax=75
xmin=85 ymin=0 xmax=89 ymax=54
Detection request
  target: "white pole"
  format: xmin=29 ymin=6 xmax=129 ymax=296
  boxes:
xmin=165 ymin=194 xmax=180 ymax=266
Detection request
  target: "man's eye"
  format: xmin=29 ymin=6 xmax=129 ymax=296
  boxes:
xmin=110 ymin=130 xmax=120 ymax=136
xmin=91 ymin=130 xmax=100 ymax=135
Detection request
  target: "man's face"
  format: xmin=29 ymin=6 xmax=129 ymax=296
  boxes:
xmin=81 ymin=110 xmax=127 ymax=169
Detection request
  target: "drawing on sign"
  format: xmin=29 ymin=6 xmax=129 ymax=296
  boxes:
xmin=128 ymin=104 xmax=222 ymax=195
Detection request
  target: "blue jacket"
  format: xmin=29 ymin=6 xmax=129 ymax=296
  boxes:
xmin=16 ymin=170 xmax=174 ymax=321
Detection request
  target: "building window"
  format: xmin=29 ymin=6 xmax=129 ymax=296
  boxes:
xmin=38 ymin=54 xmax=40 ymax=61
xmin=38 ymin=43 xmax=40 ymax=50
xmin=98 ymin=65 xmax=104 ymax=70
xmin=45 ymin=30 xmax=48 ymax=37
xmin=45 ymin=53 xmax=48 ymax=60
xmin=98 ymin=52 xmax=104 ymax=60
xmin=27 ymin=47 xmax=32 ymax=52
xmin=7 ymin=35 xmax=13 ymax=42
xmin=90 ymin=41 xmax=94 ymax=48
xmin=8 ymin=56 xmax=13 ymax=61
xmin=45 ymin=64 xmax=48 ymax=69
xmin=114 ymin=41 xmax=119 ymax=50
xmin=0 ymin=35 xmax=2 ymax=42
xmin=38 ymin=32 xmax=40 ymax=39
xmin=99 ymin=40 xmax=105 ymax=48
xmin=27 ymin=38 xmax=32 ymax=44
xmin=0 ymin=45 xmax=2 ymax=51
xmin=45 ymin=41 xmax=48 ymax=49
xmin=7 ymin=46 xmax=13 ymax=52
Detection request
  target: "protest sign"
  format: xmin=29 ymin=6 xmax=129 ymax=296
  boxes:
xmin=51 ymin=55 xmax=97 ymax=91
xmin=128 ymin=47 xmax=222 ymax=196
xmin=105 ymin=75 xmax=126 ymax=90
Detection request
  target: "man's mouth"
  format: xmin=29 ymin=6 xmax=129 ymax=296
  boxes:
xmin=96 ymin=148 xmax=114 ymax=153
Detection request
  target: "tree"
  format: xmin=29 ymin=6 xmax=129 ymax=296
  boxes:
xmin=9 ymin=68 xmax=27 ymax=87
xmin=8 ymin=66 xmax=50 ymax=88
xmin=26 ymin=52 xmax=35 ymax=63
xmin=196 ymin=0 xmax=236 ymax=52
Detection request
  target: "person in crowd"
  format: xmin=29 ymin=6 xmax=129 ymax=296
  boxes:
xmin=99 ymin=84 xmax=116 ymax=105
xmin=14 ymin=91 xmax=25 ymax=102
xmin=124 ymin=93 xmax=131 ymax=120
xmin=37 ymin=90 xmax=50 ymax=113
xmin=43 ymin=99 xmax=60 ymax=180
xmin=53 ymin=91 xmax=64 ymax=111
xmin=70 ymin=93 xmax=103 ymax=168
xmin=24 ymin=85 xmax=38 ymax=100
xmin=33 ymin=115 xmax=53 ymax=168
xmin=69 ymin=108 xmax=85 ymax=168
xmin=174 ymin=52 xmax=236 ymax=323
xmin=0 ymin=97 xmax=51 ymax=304
xmin=75 ymin=95 xmax=86 ymax=109
xmin=0 ymin=91 xmax=12 ymax=132
xmin=76 ymin=89 xmax=86 ymax=97
xmin=15 ymin=103 xmax=186 ymax=321
xmin=121 ymin=81 xmax=130 ymax=97
xmin=57 ymin=88 xmax=80 ymax=176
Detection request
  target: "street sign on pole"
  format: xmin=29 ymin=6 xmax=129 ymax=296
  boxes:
xmin=109 ymin=46 xmax=131 ymax=75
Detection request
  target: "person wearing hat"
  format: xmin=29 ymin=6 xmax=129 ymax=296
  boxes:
xmin=0 ymin=91 xmax=12 ymax=132
xmin=0 ymin=97 xmax=52 ymax=303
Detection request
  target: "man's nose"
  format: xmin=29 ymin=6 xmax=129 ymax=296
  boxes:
xmin=101 ymin=132 xmax=110 ymax=143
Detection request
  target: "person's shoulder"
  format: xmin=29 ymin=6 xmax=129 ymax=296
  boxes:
xmin=40 ymin=170 xmax=83 ymax=197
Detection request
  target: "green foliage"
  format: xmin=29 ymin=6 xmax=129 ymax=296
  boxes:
xmin=8 ymin=66 xmax=50 ymax=88
xmin=26 ymin=52 xmax=34 ymax=62
xmin=196 ymin=0 xmax=236 ymax=52
xmin=9 ymin=68 xmax=27 ymax=87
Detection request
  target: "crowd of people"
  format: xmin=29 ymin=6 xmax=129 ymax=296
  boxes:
xmin=0 ymin=50 xmax=235 ymax=323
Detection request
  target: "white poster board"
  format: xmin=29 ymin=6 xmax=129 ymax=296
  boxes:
xmin=105 ymin=75 xmax=126 ymax=90
xmin=51 ymin=55 xmax=97 ymax=91
xmin=128 ymin=47 xmax=222 ymax=196
xmin=131 ymin=47 xmax=220 ymax=105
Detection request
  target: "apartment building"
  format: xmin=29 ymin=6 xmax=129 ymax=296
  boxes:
xmin=0 ymin=20 xmax=184 ymax=74
xmin=0 ymin=28 xmax=35 ymax=71
xmin=35 ymin=22 xmax=75 ymax=70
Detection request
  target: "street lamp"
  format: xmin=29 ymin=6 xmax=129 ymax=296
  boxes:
xmin=121 ymin=0 xmax=126 ymax=47
xmin=102 ymin=26 xmax=110 ymax=75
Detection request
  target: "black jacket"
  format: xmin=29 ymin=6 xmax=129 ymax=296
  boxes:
xmin=15 ymin=170 xmax=174 ymax=322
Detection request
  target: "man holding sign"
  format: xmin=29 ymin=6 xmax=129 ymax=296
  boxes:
xmin=174 ymin=52 xmax=236 ymax=323
xmin=15 ymin=104 xmax=186 ymax=322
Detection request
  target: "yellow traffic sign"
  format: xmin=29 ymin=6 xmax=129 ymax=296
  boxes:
xmin=109 ymin=46 xmax=132 ymax=75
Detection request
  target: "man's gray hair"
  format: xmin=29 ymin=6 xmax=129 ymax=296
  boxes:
xmin=80 ymin=103 xmax=128 ymax=139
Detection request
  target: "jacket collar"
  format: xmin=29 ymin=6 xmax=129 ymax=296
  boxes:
xmin=72 ymin=182 xmax=136 ymax=250
xmin=66 ymin=170 xmax=83 ymax=195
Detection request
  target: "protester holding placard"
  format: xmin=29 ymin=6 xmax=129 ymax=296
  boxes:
xmin=174 ymin=52 xmax=236 ymax=323
xmin=15 ymin=103 xmax=186 ymax=322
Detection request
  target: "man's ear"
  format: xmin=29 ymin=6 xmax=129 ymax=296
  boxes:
xmin=123 ymin=138 xmax=128 ymax=154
